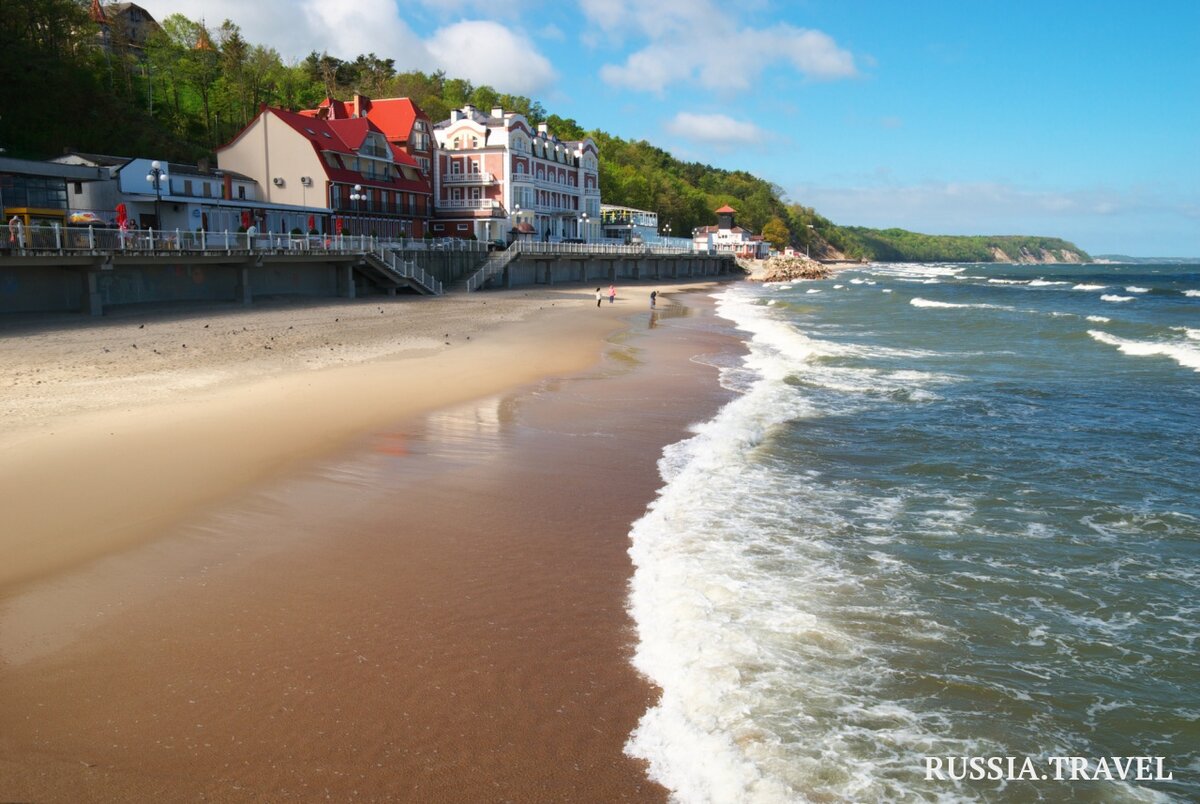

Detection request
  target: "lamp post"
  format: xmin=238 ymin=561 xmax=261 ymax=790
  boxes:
xmin=663 ymin=222 xmax=672 ymax=244
xmin=579 ymin=211 xmax=589 ymax=242
xmin=806 ymin=223 xmax=815 ymax=259
xmin=146 ymin=160 xmax=167 ymax=231
xmin=350 ymin=183 xmax=366 ymax=238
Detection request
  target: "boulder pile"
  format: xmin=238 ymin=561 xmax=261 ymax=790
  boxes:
xmin=747 ymin=255 xmax=831 ymax=282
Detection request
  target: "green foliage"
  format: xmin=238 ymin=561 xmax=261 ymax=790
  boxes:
xmin=761 ymin=217 xmax=790 ymax=251
xmin=838 ymin=227 xmax=1090 ymax=262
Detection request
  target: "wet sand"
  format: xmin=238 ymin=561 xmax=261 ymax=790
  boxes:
xmin=0 ymin=283 xmax=741 ymax=800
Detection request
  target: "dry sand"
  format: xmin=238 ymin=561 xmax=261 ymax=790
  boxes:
xmin=0 ymin=279 xmax=739 ymax=801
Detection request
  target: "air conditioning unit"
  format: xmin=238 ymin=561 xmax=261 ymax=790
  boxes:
xmin=272 ymin=177 xmax=284 ymax=187
xmin=300 ymin=176 xmax=313 ymax=187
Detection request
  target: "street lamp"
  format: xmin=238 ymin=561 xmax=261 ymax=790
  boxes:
xmin=579 ymin=211 xmax=589 ymax=242
xmin=146 ymin=159 xmax=167 ymax=231
xmin=350 ymin=183 xmax=366 ymax=236
xmin=806 ymin=223 xmax=815 ymax=258
xmin=663 ymin=222 xmax=672 ymax=243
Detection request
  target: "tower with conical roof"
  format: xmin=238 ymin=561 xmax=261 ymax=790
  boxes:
xmin=715 ymin=204 xmax=736 ymax=231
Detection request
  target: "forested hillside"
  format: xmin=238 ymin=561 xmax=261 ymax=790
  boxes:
xmin=0 ymin=2 xmax=1087 ymax=262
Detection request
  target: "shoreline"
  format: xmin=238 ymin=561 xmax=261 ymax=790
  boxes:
xmin=0 ymin=279 xmax=743 ymax=800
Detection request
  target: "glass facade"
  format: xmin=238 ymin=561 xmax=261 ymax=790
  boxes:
xmin=0 ymin=175 xmax=68 ymax=210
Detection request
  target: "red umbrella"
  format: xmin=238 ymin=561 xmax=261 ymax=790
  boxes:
xmin=307 ymin=215 xmax=315 ymax=231
xmin=115 ymin=203 xmax=128 ymax=227
xmin=335 ymin=217 xmax=344 ymax=234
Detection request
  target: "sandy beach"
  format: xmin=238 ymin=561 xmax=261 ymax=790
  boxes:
xmin=0 ymin=279 xmax=740 ymax=801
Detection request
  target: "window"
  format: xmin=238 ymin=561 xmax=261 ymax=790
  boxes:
xmin=202 ymin=183 xmax=211 ymax=197
xmin=73 ymin=181 xmax=83 ymax=195
xmin=237 ymin=186 xmax=246 ymax=199
xmin=183 ymin=179 xmax=193 ymax=195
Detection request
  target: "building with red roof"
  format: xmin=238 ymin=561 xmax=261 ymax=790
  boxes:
xmin=693 ymin=204 xmax=769 ymax=259
xmin=216 ymin=105 xmax=431 ymax=238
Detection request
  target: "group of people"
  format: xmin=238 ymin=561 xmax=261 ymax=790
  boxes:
xmin=595 ymin=285 xmax=659 ymax=309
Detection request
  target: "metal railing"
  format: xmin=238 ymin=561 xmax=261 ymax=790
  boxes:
xmin=442 ymin=172 xmax=495 ymax=184
xmin=2 ymin=224 xmax=491 ymax=257
xmin=437 ymin=198 xmax=499 ymax=210
xmin=465 ymin=246 xmax=521 ymax=292
xmin=374 ymin=247 xmax=444 ymax=295
xmin=462 ymin=239 xmax=709 ymax=291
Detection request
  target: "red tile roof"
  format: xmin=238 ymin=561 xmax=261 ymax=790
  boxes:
xmin=715 ymin=204 xmax=737 ymax=213
xmin=242 ymin=106 xmax=430 ymax=195
xmin=302 ymin=96 xmax=428 ymax=148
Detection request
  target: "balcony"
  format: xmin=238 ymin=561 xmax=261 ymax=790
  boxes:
xmin=440 ymin=198 xmax=499 ymax=210
xmin=443 ymin=172 xmax=496 ymax=185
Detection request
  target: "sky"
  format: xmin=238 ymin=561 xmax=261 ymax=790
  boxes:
xmin=146 ymin=0 xmax=1200 ymax=257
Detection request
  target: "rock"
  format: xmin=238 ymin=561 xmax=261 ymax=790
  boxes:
xmin=746 ymin=255 xmax=831 ymax=282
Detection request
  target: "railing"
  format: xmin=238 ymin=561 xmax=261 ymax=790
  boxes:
xmin=374 ymin=247 xmax=444 ymax=295
xmin=0 ymin=223 xmax=487 ymax=258
xmin=442 ymin=172 xmax=495 ymax=184
xmin=465 ymin=245 xmax=521 ymax=292
xmin=437 ymin=198 xmax=499 ymax=211
xmin=515 ymin=241 xmax=696 ymax=256
xmin=462 ymin=239 xmax=710 ymax=291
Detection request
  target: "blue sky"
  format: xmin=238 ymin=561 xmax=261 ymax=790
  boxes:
xmin=153 ymin=0 xmax=1200 ymax=256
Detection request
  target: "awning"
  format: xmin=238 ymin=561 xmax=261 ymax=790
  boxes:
xmin=515 ymin=222 xmax=535 ymax=233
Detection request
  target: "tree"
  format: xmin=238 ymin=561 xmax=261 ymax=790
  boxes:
xmin=761 ymin=217 xmax=790 ymax=251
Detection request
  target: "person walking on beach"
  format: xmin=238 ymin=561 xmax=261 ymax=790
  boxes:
xmin=608 ymin=284 xmax=617 ymax=304
xmin=595 ymin=287 xmax=602 ymax=307
xmin=650 ymin=290 xmax=657 ymax=309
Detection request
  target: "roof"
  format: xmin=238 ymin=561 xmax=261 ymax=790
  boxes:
xmin=302 ymin=96 xmax=429 ymax=147
xmin=715 ymin=204 xmax=737 ymax=214
xmin=53 ymin=152 xmax=130 ymax=168
xmin=0 ymin=156 xmax=109 ymax=182
xmin=251 ymin=106 xmax=431 ymax=194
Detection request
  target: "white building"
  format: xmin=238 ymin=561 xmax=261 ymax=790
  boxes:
xmin=693 ymin=204 xmax=769 ymax=258
xmin=432 ymin=105 xmax=600 ymax=243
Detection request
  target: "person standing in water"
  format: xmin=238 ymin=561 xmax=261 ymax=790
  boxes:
xmin=650 ymin=290 xmax=657 ymax=309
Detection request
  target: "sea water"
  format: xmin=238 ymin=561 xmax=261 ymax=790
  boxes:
xmin=626 ymin=263 xmax=1199 ymax=802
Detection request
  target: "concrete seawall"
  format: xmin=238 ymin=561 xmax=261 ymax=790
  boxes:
xmin=0 ymin=249 xmax=734 ymax=315
xmin=489 ymin=254 xmax=733 ymax=289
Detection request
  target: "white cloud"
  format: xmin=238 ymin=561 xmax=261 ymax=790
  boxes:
xmin=583 ymin=0 xmax=858 ymax=93
xmin=138 ymin=1 xmax=555 ymax=93
xmin=426 ymin=21 xmax=558 ymax=95
xmin=666 ymin=113 xmax=766 ymax=147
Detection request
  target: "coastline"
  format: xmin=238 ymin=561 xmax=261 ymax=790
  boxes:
xmin=0 ymin=280 xmax=742 ymax=800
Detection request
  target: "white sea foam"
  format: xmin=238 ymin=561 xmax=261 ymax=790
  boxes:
xmin=833 ymin=284 xmax=845 ymax=289
xmin=1086 ymin=315 xmax=1111 ymax=323
xmin=1088 ymin=330 xmax=1200 ymax=372
xmin=988 ymin=279 xmax=1027 ymax=285
xmin=625 ymin=286 xmax=976 ymax=801
xmin=806 ymin=289 xmax=822 ymax=294
xmin=1183 ymin=289 xmax=1200 ymax=297
xmin=1073 ymin=284 xmax=1108 ymax=291
xmin=882 ymin=289 xmax=893 ymax=294
xmin=910 ymin=298 xmax=1009 ymax=310
xmin=1101 ymin=294 xmax=1134 ymax=303
xmin=1029 ymin=280 xmax=1071 ymax=286
xmin=1125 ymin=286 xmax=1151 ymax=293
